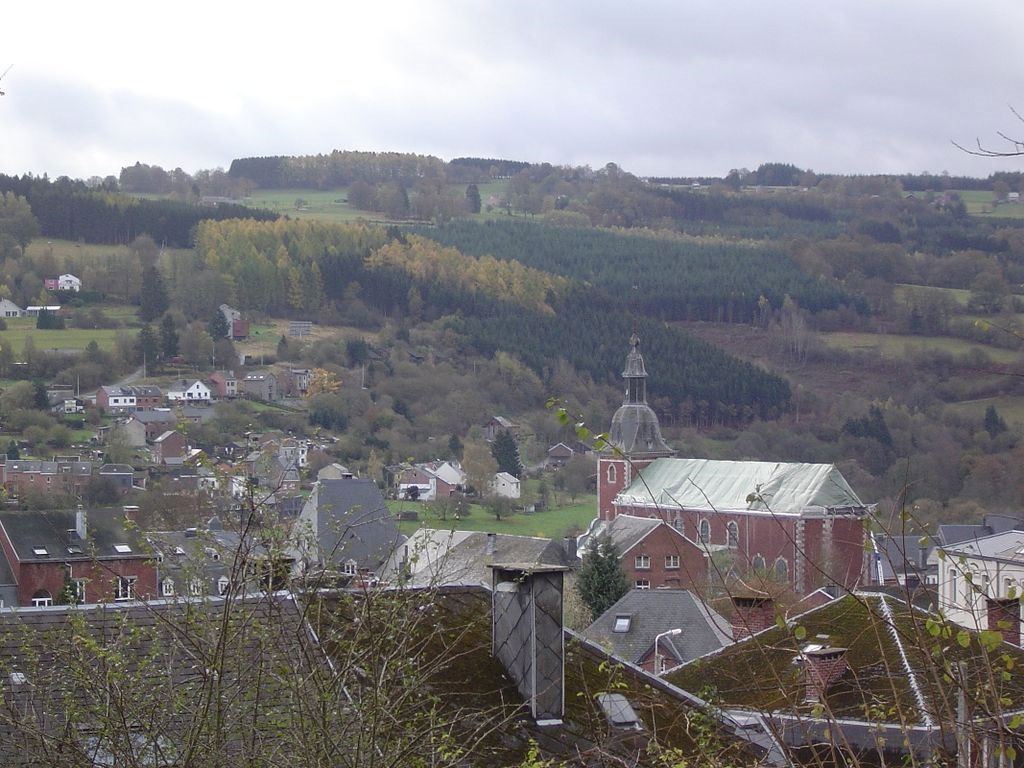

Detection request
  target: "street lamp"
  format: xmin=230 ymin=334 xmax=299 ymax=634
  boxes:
xmin=654 ymin=628 xmax=682 ymax=675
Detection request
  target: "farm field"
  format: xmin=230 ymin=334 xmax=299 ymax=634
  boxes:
xmin=25 ymin=238 xmax=193 ymax=264
xmin=819 ymin=330 xmax=1022 ymax=364
xmin=0 ymin=317 xmax=123 ymax=353
xmin=945 ymin=395 xmax=1024 ymax=426
xmin=957 ymin=189 xmax=1024 ymax=218
xmin=892 ymin=283 xmax=971 ymax=307
xmin=235 ymin=319 xmax=382 ymax=359
xmin=394 ymin=494 xmax=597 ymax=539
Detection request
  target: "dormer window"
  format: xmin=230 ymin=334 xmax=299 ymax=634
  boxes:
xmin=343 ymin=560 xmax=358 ymax=576
xmin=613 ymin=614 xmax=631 ymax=633
xmin=217 ymin=576 xmax=229 ymax=596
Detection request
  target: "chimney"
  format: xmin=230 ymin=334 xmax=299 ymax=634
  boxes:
xmin=490 ymin=564 xmax=568 ymax=725
xmin=75 ymin=505 xmax=87 ymax=541
xmin=485 ymin=532 xmax=496 ymax=556
xmin=804 ymin=647 xmax=848 ymax=702
xmin=731 ymin=595 xmax=775 ymax=641
xmin=562 ymin=536 xmax=578 ymax=563
xmin=986 ymin=597 xmax=1021 ymax=646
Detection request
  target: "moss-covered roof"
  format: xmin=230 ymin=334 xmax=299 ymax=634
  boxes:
xmin=666 ymin=593 xmax=1024 ymax=729
xmin=314 ymin=587 xmax=777 ymax=767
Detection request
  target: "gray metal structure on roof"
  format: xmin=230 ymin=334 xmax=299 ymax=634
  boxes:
xmin=941 ymin=530 xmax=1024 ymax=563
xmin=583 ymin=589 xmax=731 ymax=667
xmin=616 ymin=458 xmax=866 ymax=516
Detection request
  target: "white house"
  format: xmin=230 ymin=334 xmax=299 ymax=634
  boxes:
xmin=58 ymin=274 xmax=81 ymax=292
xmin=24 ymin=305 xmax=61 ymax=316
xmin=936 ymin=530 xmax=1024 ymax=637
xmin=490 ymin=471 xmax=521 ymax=499
xmin=0 ymin=299 xmax=22 ymax=318
xmin=167 ymin=379 xmax=212 ymax=403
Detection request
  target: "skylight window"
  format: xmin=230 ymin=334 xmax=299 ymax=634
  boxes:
xmin=67 ymin=545 xmax=83 ymax=555
xmin=32 ymin=547 xmax=48 ymax=557
xmin=613 ymin=614 xmax=632 ymax=633
xmin=113 ymin=544 xmax=132 ymax=554
xmin=596 ymin=692 xmax=643 ymax=730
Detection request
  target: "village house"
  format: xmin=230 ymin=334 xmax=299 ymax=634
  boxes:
xmin=935 ymin=529 xmax=1024 ymax=641
xmin=208 ymin=369 xmax=238 ymax=399
xmin=490 ymin=471 xmax=521 ymax=499
xmin=581 ymin=514 xmax=708 ymax=591
xmin=482 ymin=415 xmax=521 ymax=442
xmin=598 ymin=334 xmax=869 ymax=595
xmin=0 ymin=298 xmax=23 ymax=318
xmin=1 ymin=459 xmax=95 ymax=498
xmin=0 ymin=506 xmax=155 ymax=606
xmin=23 ymin=304 xmax=61 ymax=316
xmin=219 ymin=303 xmax=250 ymax=340
xmin=122 ymin=410 xmax=177 ymax=446
xmin=240 ymin=370 xmax=279 ymax=402
xmin=98 ymin=463 xmax=136 ymax=493
xmin=582 ymin=589 xmax=731 ymax=674
xmin=153 ymin=430 xmax=187 ymax=465
xmin=96 ymin=385 xmax=136 ymax=413
xmin=44 ymin=273 xmax=81 ymax=292
xmin=166 ymin=379 xmax=211 ymax=403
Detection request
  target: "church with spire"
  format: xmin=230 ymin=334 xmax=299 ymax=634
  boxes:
xmin=597 ymin=334 xmax=675 ymax=521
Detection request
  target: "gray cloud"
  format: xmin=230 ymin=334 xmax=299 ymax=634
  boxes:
xmin=2 ymin=1 xmax=1023 ymax=179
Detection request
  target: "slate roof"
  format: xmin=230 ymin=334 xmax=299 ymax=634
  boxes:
xmin=0 ymin=508 xmax=145 ymax=561
xmin=381 ymin=529 xmax=575 ymax=588
xmin=147 ymin=526 xmax=272 ymax=596
xmin=129 ymin=410 xmax=176 ymax=424
xmin=576 ymin=514 xmax=670 ymax=558
xmin=941 ymin=529 xmax=1024 ymax=563
xmin=666 ymin=593 xmax=1024 ymax=755
xmin=582 ymin=589 xmax=731 ymax=666
xmin=0 ymin=593 xmax=316 ymax=765
xmin=302 ymin=479 xmax=400 ymax=570
xmin=3 ymin=460 xmax=94 ymax=476
xmin=617 ymin=458 xmax=867 ymax=516
xmin=99 ymin=463 xmax=135 ymax=474
xmin=870 ymin=532 xmax=933 ymax=582
xmin=317 ymin=587 xmax=781 ymax=767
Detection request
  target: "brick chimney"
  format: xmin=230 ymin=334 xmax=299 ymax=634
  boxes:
xmin=986 ymin=597 xmax=1021 ymax=646
xmin=731 ymin=595 xmax=775 ymax=641
xmin=804 ymin=647 xmax=848 ymax=702
xmin=490 ymin=564 xmax=568 ymax=725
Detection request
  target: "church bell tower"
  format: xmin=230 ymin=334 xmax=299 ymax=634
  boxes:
xmin=597 ymin=334 xmax=675 ymax=521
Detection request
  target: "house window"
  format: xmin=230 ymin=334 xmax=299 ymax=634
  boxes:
xmin=190 ymin=579 xmax=202 ymax=596
xmin=613 ymin=614 xmax=631 ymax=633
xmin=635 ymin=579 xmax=650 ymax=590
xmin=727 ymin=522 xmax=739 ymax=549
xmin=671 ymin=518 xmax=683 ymax=534
xmin=635 ymin=555 xmax=651 ymax=570
xmin=31 ymin=590 xmax=52 ymax=607
xmin=343 ymin=560 xmax=358 ymax=576
xmin=655 ymin=655 xmax=667 ymax=675
xmin=699 ymin=519 xmax=711 ymax=544
xmin=1006 ymin=578 xmax=1017 ymax=599
xmin=116 ymin=576 xmax=137 ymax=601
xmin=161 ymin=578 xmax=175 ymax=597
xmin=665 ymin=554 xmax=680 ymax=570
xmin=606 ymin=463 xmax=617 ymax=484
xmin=949 ymin=571 xmax=957 ymax=604
xmin=752 ymin=554 xmax=766 ymax=571
xmin=217 ymin=576 xmax=230 ymax=596
xmin=73 ymin=579 xmax=86 ymax=603
xmin=774 ymin=558 xmax=788 ymax=581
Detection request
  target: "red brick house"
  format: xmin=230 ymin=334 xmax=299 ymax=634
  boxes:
xmin=208 ymin=370 xmax=238 ymax=399
xmin=596 ymin=335 xmax=869 ymax=596
xmin=1 ymin=460 xmax=95 ymax=497
xmin=0 ymin=507 xmax=156 ymax=606
xmin=154 ymin=430 xmax=187 ymax=465
xmin=581 ymin=515 xmax=708 ymax=591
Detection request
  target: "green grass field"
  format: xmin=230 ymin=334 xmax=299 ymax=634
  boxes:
xmin=393 ymin=495 xmax=597 ymax=539
xmin=1 ymin=317 xmax=122 ymax=354
xmin=25 ymin=238 xmax=193 ymax=264
xmin=893 ymin=283 xmax=971 ymax=307
xmin=820 ymin=330 xmax=1021 ymax=364
xmin=945 ymin=395 xmax=1024 ymax=426
xmin=956 ymin=189 xmax=1024 ymax=218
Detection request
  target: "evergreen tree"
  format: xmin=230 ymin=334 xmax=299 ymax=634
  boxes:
xmin=276 ymin=334 xmax=290 ymax=359
xmin=5 ymin=440 xmax=18 ymax=460
xmin=465 ymin=184 xmax=481 ymax=214
xmin=490 ymin=430 xmax=522 ymax=478
xmin=140 ymin=265 xmax=169 ymax=321
xmin=32 ymin=381 xmax=49 ymax=410
xmin=447 ymin=433 xmax=463 ymax=460
xmin=984 ymin=405 xmax=1008 ymax=437
xmin=577 ymin=535 xmax=629 ymax=620
xmin=137 ymin=324 xmax=159 ymax=367
xmin=160 ymin=314 xmax=179 ymax=358
xmin=208 ymin=309 xmax=229 ymax=340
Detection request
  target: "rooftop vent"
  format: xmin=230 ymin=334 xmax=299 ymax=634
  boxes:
xmin=597 ymin=692 xmax=643 ymax=731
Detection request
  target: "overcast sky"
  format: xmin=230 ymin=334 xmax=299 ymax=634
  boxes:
xmin=2 ymin=1 xmax=1023 ymax=180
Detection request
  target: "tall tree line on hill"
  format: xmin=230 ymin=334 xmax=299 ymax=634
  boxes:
xmin=0 ymin=174 xmax=277 ymax=248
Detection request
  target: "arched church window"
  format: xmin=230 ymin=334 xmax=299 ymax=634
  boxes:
xmin=774 ymin=558 xmax=789 ymax=581
xmin=699 ymin=519 xmax=711 ymax=544
xmin=726 ymin=521 xmax=739 ymax=548
xmin=607 ymin=463 xmax=617 ymax=484
xmin=752 ymin=554 xmax=766 ymax=571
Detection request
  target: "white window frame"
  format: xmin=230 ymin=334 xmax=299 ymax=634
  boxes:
xmin=161 ymin=578 xmax=175 ymax=597
xmin=73 ymin=579 xmax=86 ymax=603
xmin=635 ymin=579 xmax=650 ymax=590
xmin=665 ymin=554 xmax=680 ymax=570
xmin=635 ymin=555 xmax=651 ymax=570
xmin=217 ymin=576 xmax=230 ymax=596
xmin=31 ymin=594 xmax=52 ymax=607
xmin=116 ymin=576 xmax=137 ymax=601
xmin=190 ymin=579 xmax=202 ymax=596
xmin=343 ymin=560 xmax=358 ymax=576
